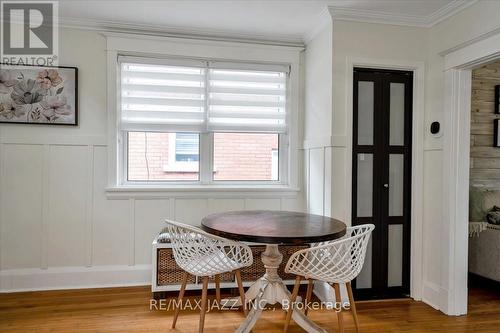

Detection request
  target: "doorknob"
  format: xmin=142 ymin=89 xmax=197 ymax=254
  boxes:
xmin=383 ymin=183 xmax=389 ymax=188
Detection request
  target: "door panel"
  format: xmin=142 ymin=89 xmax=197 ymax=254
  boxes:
xmin=387 ymin=224 xmax=403 ymax=287
xmin=357 ymin=81 xmax=375 ymax=145
xmin=352 ymin=68 xmax=412 ymax=299
xmin=389 ymin=82 xmax=406 ymax=146
xmin=389 ymin=154 xmax=404 ymax=216
xmin=356 ymin=153 xmax=373 ymax=217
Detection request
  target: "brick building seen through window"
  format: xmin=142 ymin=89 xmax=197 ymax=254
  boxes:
xmin=128 ymin=132 xmax=279 ymax=181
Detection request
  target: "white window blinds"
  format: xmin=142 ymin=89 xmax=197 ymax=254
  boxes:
xmin=120 ymin=57 xmax=206 ymax=132
xmin=119 ymin=57 xmax=288 ymax=133
xmin=207 ymin=63 xmax=288 ymax=133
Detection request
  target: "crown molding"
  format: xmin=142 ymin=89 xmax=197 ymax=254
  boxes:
xmin=1 ymin=13 xmax=305 ymax=47
xmin=329 ymin=6 xmax=426 ymax=27
xmin=57 ymin=16 xmax=305 ymax=48
xmin=328 ymin=0 xmax=478 ymax=28
xmin=303 ymin=6 xmax=332 ymax=45
xmin=425 ymin=0 xmax=478 ymax=26
xmin=1 ymin=0 xmax=478 ymax=47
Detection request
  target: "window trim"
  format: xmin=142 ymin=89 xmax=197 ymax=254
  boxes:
xmin=106 ymin=33 xmax=302 ymax=195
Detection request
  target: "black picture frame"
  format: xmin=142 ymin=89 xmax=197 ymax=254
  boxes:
xmin=495 ymin=119 xmax=500 ymax=148
xmin=0 ymin=63 xmax=78 ymax=126
xmin=495 ymin=85 xmax=499 ymax=114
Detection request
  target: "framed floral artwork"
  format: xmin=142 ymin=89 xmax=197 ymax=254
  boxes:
xmin=0 ymin=64 xmax=78 ymax=125
xmin=495 ymin=85 xmax=499 ymax=114
xmin=495 ymin=119 xmax=500 ymax=148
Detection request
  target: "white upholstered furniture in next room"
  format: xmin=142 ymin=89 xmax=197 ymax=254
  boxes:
xmin=283 ymin=224 xmax=375 ymax=333
xmin=468 ymin=188 xmax=500 ymax=282
xmin=164 ymin=220 xmax=253 ymax=333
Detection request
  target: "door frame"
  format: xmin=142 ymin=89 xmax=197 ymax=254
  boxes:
xmin=345 ymin=57 xmax=425 ymax=302
xmin=440 ymin=31 xmax=500 ymax=316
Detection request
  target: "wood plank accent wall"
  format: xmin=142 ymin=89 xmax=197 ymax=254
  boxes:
xmin=470 ymin=61 xmax=500 ymax=188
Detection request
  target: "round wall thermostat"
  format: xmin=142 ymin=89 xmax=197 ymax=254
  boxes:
xmin=430 ymin=122 xmax=440 ymax=135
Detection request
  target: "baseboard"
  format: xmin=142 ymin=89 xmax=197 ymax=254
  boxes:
xmin=421 ymin=281 xmax=441 ymax=311
xmin=0 ymin=265 xmax=151 ymax=292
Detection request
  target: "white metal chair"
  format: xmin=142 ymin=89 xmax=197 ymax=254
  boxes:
xmin=164 ymin=219 xmax=253 ymax=333
xmin=283 ymin=224 xmax=375 ymax=333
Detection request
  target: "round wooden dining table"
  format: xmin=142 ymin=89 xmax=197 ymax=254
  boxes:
xmin=201 ymin=210 xmax=346 ymax=333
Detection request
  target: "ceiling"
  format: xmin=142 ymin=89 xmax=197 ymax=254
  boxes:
xmin=57 ymin=0 xmax=476 ymax=45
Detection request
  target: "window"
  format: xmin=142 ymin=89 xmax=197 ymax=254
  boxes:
xmin=213 ymin=133 xmax=279 ymax=181
xmin=127 ymin=132 xmax=199 ymax=181
xmin=175 ymin=133 xmax=199 ymax=162
xmin=119 ymin=56 xmax=289 ymax=185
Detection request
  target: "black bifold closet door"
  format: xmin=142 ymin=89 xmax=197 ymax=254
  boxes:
xmin=352 ymin=68 xmax=413 ymax=299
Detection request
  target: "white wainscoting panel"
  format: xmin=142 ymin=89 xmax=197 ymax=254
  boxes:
xmin=245 ymin=198 xmax=281 ymax=210
xmin=92 ymin=146 xmax=130 ymax=266
xmin=1 ymin=144 xmax=44 ymax=270
xmin=175 ymin=199 xmax=209 ymax=225
xmin=281 ymin=196 xmax=305 ymax=212
xmin=308 ymin=148 xmax=325 ymax=215
xmin=331 ymin=147 xmax=348 ymax=222
xmin=323 ymin=147 xmax=332 ymax=217
xmin=47 ymin=145 xmax=88 ymax=267
xmin=0 ymin=139 xmax=304 ymax=291
xmin=304 ymin=144 xmax=347 ymax=220
xmin=208 ymin=198 xmax=245 ymax=214
xmin=134 ymin=199 xmax=170 ymax=265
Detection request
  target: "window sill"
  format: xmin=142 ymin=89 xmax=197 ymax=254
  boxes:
xmin=105 ymin=184 xmax=301 ymax=199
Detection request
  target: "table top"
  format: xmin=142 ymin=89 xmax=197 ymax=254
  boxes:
xmin=201 ymin=210 xmax=346 ymax=245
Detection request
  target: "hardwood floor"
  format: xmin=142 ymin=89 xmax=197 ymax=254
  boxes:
xmin=0 ymin=285 xmax=499 ymax=332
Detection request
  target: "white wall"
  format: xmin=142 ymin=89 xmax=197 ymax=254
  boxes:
xmin=303 ymin=19 xmax=430 ymax=224
xmin=327 ymin=20 xmax=432 ymax=306
xmin=303 ymin=19 xmax=334 ymax=217
xmin=0 ymin=28 xmax=305 ymax=292
xmin=330 ymin=20 xmax=429 ymax=223
xmin=425 ymin=0 xmax=500 ymax=312
xmin=3 ymin=0 xmax=499 ymax=299
xmin=302 ymin=0 xmax=500 ymax=314
xmin=304 ymin=21 xmax=333 ymax=145
xmin=303 ymin=19 xmax=429 ymax=304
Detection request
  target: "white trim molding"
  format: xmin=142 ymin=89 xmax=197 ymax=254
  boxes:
xmin=303 ymin=7 xmax=333 ymax=45
xmin=302 ymin=135 xmax=347 ymax=150
xmin=328 ymin=1 xmax=477 ymax=28
xmin=442 ymin=30 xmax=500 ymax=70
xmin=0 ymin=13 xmax=304 ymax=47
xmin=2 ymin=2 xmax=477 ymax=46
xmin=105 ymin=186 xmax=301 ymax=200
xmin=441 ymin=68 xmax=471 ymax=316
xmin=441 ymin=29 xmax=500 ymax=316
xmin=0 ymin=265 xmax=151 ymax=292
xmin=344 ymin=57 xmax=426 ymax=302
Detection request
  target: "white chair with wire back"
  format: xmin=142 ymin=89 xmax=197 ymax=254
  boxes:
xmin=164 ymin=219 xmax=253 ymax=333
xmin=282 ymin=224 xmax=375 ymax=333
